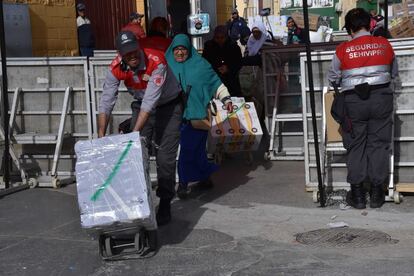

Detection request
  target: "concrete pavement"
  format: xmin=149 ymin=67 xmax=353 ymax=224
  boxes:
xmin=0 ymin=155 xmax=413 ymax=276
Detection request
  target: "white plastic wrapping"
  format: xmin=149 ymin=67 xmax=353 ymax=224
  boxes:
xmin=75 ymin=132 xmax=157 ymax=232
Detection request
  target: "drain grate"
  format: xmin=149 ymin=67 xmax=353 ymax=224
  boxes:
xmin=295 ymin=228 xmax=398 ymax=248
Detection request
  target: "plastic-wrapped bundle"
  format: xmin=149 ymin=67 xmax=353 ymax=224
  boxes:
xmin=75 ymin=132 xmax=156 ymax=232
xmin=208 ymin=100 xmax=263 ymax=153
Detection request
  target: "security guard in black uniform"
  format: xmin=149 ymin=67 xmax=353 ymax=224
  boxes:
xmin=328 ymin=8 xmax=398 ymax=209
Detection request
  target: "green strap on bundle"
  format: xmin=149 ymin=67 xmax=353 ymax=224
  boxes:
xmin=223 ymin=102 xmax=246 ymax=122
xmin=90 ymin=140 xmax=133 ymax=202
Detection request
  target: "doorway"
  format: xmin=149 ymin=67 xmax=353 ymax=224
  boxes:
xmin=167 ymin=0 xmax=191 ymax=35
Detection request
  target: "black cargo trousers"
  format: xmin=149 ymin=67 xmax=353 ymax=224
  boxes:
xmin=342 ymin=87 xmax=393 ymax=187
xmin=130 ymin=97 xmax=183 ymax=199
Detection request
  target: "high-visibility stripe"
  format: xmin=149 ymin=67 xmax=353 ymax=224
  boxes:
xmin=342 ymin=65 xmax=390 ymax=78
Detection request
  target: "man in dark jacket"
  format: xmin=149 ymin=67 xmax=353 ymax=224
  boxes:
xmin=203 ymin=25 xmax=242 ymax=97
xmin=226 ymin=9 xmax=249 ymax=44
xmin=76 ymin=3 xmax=95 ymax=57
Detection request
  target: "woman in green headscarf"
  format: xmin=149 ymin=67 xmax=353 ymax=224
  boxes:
xmin=165 ymin=34 xmax=233 ymax=198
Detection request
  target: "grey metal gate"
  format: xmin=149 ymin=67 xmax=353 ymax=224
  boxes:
xmin=1 ymin=57 xmax=91 ymax=187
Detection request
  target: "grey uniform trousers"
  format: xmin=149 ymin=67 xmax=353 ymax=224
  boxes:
xmin=131 ymin=98 xmax=183 ymax=199
xmin=342 ymin=87 xmax=393 ymax=187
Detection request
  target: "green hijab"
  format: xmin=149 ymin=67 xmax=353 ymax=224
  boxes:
xmin=166 ymin=34 xmax=222 ymax=120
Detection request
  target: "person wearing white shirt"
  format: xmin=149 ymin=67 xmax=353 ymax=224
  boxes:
xmin=76 ymin=3 xmax=95 ymax=57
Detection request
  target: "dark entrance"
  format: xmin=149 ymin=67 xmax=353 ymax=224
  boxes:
xmin=167 ymin=0 xmax=191 ymax=35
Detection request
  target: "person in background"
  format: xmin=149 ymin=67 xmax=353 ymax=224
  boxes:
xmin=122 ymin=12 xmax=146 ymax=40
xmin=369 ymin=10 xmax=388 ymax=38
xmin=202 ymin=25 xmax=242 ymax=97
xmin=140 ymin=17 xmax=172 ymax=53
xmin=242 ymin=21 xmax=268 ymax=66
xmin=372 ymin=19 xmax=391 ymax=38
xmin=165 ymin=34 xmax=233 ymax=199
xmin=227 ymin=8 xmax=249 ymax=44
xmin=76 ymin=3 xmax=95 ymax=57
xmin=286 ymin=17 xmax=303 ymax=45
xmin=369 ymin=9 xmax=384 ymax=33
xmin=98 ymin=31 xmax=183 ymax=226
xmin=285 ymin=16 xmax=304 ymax=111
xmin=328 ymin=8 xmax=398 ymax=209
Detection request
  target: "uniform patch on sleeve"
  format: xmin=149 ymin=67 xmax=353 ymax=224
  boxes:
xmin=148 ymin=54 xmax=160 ymax=62
xmin=153 ymin=74 xmax=165 ymax=86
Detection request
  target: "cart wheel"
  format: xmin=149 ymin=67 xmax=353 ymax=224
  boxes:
xmin=52 ymin=177 xmax=61 ymax=189
xmin=394 ymin=191 xmax=403 ymax=204
xmin=134 ymin=231 xmax=144 ymax=253
xmin=105 ymin=236 xmax=114 ymax=257
xmin=28 ymin=178 xmax=38 ymax=189
xmin=147 ymin=230 xmax=158 ymax=251
xmin=98 ymin=235 xmax=105 ymax=258
xmin=313 ymin=190 xmax=320 ymax=203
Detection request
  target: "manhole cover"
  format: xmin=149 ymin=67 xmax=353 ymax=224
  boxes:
xmin=295 ymin=228 xmax=398 ymax=248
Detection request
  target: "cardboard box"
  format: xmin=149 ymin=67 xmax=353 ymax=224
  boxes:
xmin=291 ymin=11 xmax=320 ymax=31
xmin=208 ymin=100 xmax=263 ymax=153
xmin=393 ymin=3 xmax=408 ymax=18
xmin=389 ymin=17 xmax=414 ymax=38
xmin=392 ymin=1 xmax=414 ymax=18
xmin=324 ymin=92 xmax=342 ymax=143
xmin=406 ymin=0 xmax=414 ymax=17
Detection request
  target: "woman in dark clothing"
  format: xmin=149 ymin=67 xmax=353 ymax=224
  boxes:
xmin=287 ymin=17 xmax=304 ymax=45
xmin=202 ymin=25 xmax=243 ymax=97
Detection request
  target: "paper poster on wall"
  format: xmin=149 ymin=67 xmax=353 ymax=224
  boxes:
xmin=282 ymin=0 xmax=333 ymax=8
xmin=281 ymin=0 xmax=292 ymax=9
xmin=268 ymin=16 xmax=289 ymax=39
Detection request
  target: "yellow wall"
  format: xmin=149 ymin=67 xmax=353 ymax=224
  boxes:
xmin=339 ymin=0 xmax=357 ymax=29
xmin=6 ymin=0 xmax=78 ymax=56
xmin=217 ymin=0 xmax=234 ymax=25
xmin=135 ymin=0 xmax=146 ymax=28
xmin=236 ymin=0 xmax=281 ymax=17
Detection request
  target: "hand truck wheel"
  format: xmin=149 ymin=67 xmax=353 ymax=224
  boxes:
xmin=104 ymin=236 xmax=114 ymax=257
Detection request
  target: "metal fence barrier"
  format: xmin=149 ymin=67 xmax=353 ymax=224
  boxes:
xmin=1 ymin=57 xmax=91 ymax=188
xmin=261 ymin=43 xmax=338 ymax=161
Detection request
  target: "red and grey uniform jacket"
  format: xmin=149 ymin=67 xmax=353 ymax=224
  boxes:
xmin=99 ymin=46 xmax=181 ymax=115
xmin=110 ymin=47 xmax=166 ymax=91
xmin=335 ymin=35 xmax=395 ymax=92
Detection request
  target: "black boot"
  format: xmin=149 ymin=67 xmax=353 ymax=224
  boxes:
xmin=198 ymin=178 xmax=214 ymax=189
xmin=370 ymin=185 xmax=385 ymax=208
xmin=346 ymin=184 xmax=366 ymax=209
xmin=177 ymin=184 xmax=190 ymax=200
xmin=156 ymin=198 xmax=172 ymax=226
